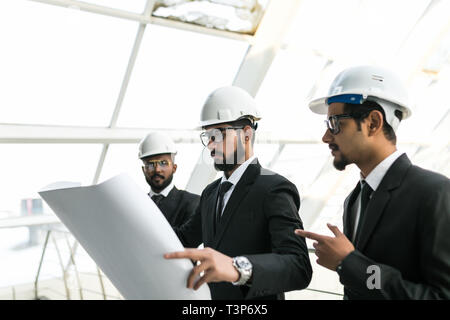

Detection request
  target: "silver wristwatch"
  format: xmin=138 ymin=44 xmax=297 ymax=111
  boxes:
xmin=232 ymin=256 xmax=253 ymax=286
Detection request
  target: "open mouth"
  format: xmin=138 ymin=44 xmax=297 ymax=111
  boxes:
xmin=329 ymin=144 xmax=339 ymax=155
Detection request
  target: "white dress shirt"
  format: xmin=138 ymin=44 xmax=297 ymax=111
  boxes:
xmin=148 ymin=181 xmax=175 ymax=198
xmin=351 ymin=150 xmax=404 ymax=242
xmin=217 ymin=155 xmax=257 ymax=216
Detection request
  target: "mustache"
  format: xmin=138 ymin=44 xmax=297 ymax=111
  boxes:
xmin=329 ymin=143 xmax=339 ymax=151
xmin=151 ymin=174 xmax=165 ymax=179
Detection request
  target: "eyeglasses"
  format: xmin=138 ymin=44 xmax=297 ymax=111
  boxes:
xmin=142 ymin=159 xmax=171 ymax=171
xmin=325 ymin=114 xmax=353 ymax=135
xmin=325 ymin=112 xmax=370 ymax=135
xmin=199 ymin=127 xmax=244 ymax=147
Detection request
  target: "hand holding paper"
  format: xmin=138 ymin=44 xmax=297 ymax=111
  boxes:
xmin=164 ymin=247 xmax=240 ymax=290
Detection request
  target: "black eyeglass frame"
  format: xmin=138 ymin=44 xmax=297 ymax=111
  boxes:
xmin=325 ymin=111 xmax=371 ymax=135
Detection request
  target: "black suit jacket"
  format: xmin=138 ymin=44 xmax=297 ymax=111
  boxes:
xmin=176 ymin=159 xmax=312 ymax=300
xmin=338 ymin=154 xmax=450 ymax=299
xmin=153 ymin=187 xmax=199 ymax=229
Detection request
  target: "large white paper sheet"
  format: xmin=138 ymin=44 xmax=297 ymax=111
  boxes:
xmin=38 ymin=174 xmax=210 ymax=300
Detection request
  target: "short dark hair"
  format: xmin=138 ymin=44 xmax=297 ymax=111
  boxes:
xmin=343 ymin=101 xmax=399 ymax=144
xmin=230 ymin=118 xmax=257 ymax=145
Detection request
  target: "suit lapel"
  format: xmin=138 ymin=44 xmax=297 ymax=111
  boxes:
xmin=161 ymin=187 xmax=179 ymax=222
xmin=356 ymin=154 xmax=412 ymax=251
xmin=212 ymin=160 xmax=260 ymax=248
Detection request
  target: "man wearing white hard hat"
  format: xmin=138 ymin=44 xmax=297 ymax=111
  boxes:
xmin=295 ymin=65 xmax=450 ymax=299
xmin=165 ymin=86 xmax=312 ymax=300
xmin=138 ymin=132 xmax=199 ymax=228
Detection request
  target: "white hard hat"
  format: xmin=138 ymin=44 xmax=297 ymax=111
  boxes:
xmin=138 ymin=132 xmax=177 ymax=159
xmin=198 ymin=86 xmax=262 ymax=129
xmin=309 ymin=65 xmax=411 ymax=131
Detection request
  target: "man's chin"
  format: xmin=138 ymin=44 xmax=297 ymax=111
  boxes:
xmin=147 ymin=177 xmax=170 ymax=191
xmin=214 ymin=162 xmax=238 ymax=172
xmin=333 ymin=158 xmax=348 ymax=171
xmin=151 ymin=182 xmax=163 ymax=188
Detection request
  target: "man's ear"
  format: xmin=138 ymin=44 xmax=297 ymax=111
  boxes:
xmin=243 ymin=125 xmax=253 ymax=143
xmin=367 ymin=110 xmax=383 ymax=136
xmin=172 ymin=163 xmax=177 ymax=174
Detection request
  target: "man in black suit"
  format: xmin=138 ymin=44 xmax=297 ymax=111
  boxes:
xmin=296 ymin=65 xmax=450 ymax=299
xmin=165 ymin=86 xmax=312 ymax=300
xmin=139 ymin=132 xmax=199 ymax=228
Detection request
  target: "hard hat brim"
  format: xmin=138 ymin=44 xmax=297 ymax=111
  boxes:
xmin=139 ymin=150 xmax=177 ymax=160
xmin=196 ymin=115 xmax=262 ymax=130
xmin=308 ymin=97 xmax=328 ymax=115
xmin=309 ymin=94 xmax=412 ymax=119
xmin=196 ymin=118 xmax=234 ymax=130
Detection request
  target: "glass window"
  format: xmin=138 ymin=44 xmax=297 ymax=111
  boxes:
xmin=116 ymin=24 xmax=249 ymax=129
xmin=0 ymin=143 xmax=102 ymax=288
xmin=0 ymin=144 xmax=101 ymax=217
xmin=253 ymin=143 xmax=282 ymax=169
xmin=270 ymin=144 xmax=330 ymax=192
xmin=152 ymin=0 xmax=270 ymax=34
xmin=255 ymin=49 xmax=329 ymax=140
xmin=399 ymin=70 xmax=450 ymax=145
xmin=284 ymin=0 xmax=430 ymax=65
xmin=0 ymin=1 xmax=137 ymax=126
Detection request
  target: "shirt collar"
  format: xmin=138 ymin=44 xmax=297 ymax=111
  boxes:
xmin=220 ymin=155 xmax=257 ymax=186
xmin=360 ymin=150 xmax=404 ymax=191
xmin=149 ymin=181 xmax=175 ymax=198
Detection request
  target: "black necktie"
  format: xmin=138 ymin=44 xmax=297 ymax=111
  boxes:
xmin=151 ymin=194 xmax=164 ymax=207
xmin=355 ymin=180 xmax=373 ymax=243
xmin=216 ymin=181 xmax=233 ymax=227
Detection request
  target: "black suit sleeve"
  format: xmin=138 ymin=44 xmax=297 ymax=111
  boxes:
xmin=338 ymin=178 xmax=450 ymax=299
xmin=173 ymin=193 xmax=203 ymax=248
xmin=245 ymin=180 xmax=312 ymax=298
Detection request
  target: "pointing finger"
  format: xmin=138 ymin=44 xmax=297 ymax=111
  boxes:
xmin=327 ymin=223 xmax=343 ymax=237
xmin=164 ymin=248 xmax=205 ymax=261
xmin=295 ymin=229 xmax=325 ymax=242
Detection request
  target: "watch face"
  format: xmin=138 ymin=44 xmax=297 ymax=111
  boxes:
xmin=236 ymin=257 xmax=251 ymax=269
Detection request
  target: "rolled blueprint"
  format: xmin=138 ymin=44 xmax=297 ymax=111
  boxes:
xmin=39 ymin=174 xmax=210 ymax=300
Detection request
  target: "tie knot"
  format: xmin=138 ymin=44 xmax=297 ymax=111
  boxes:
xmin=361 ymin=180 xmax=373 ymax=195
xmin=219 ymin=181 xmax=233 ymax=196
xmin=361 ymin=180 xmax=373 ymax=199
xmin=151 ymin=194 xmax=164 ymax=204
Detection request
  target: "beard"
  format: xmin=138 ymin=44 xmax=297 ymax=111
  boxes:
xmin=214 ymin=162 xmax=237 ymax=172
xmin=146 ymin=172 xmax=174 ymax=193
xmin=213 ymin=138 xmax=246 ymax=172
xmin=333 ymin=156 xmax=350 ymax=171
xmin=330 ymin=144 xmax=350 ymax=171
